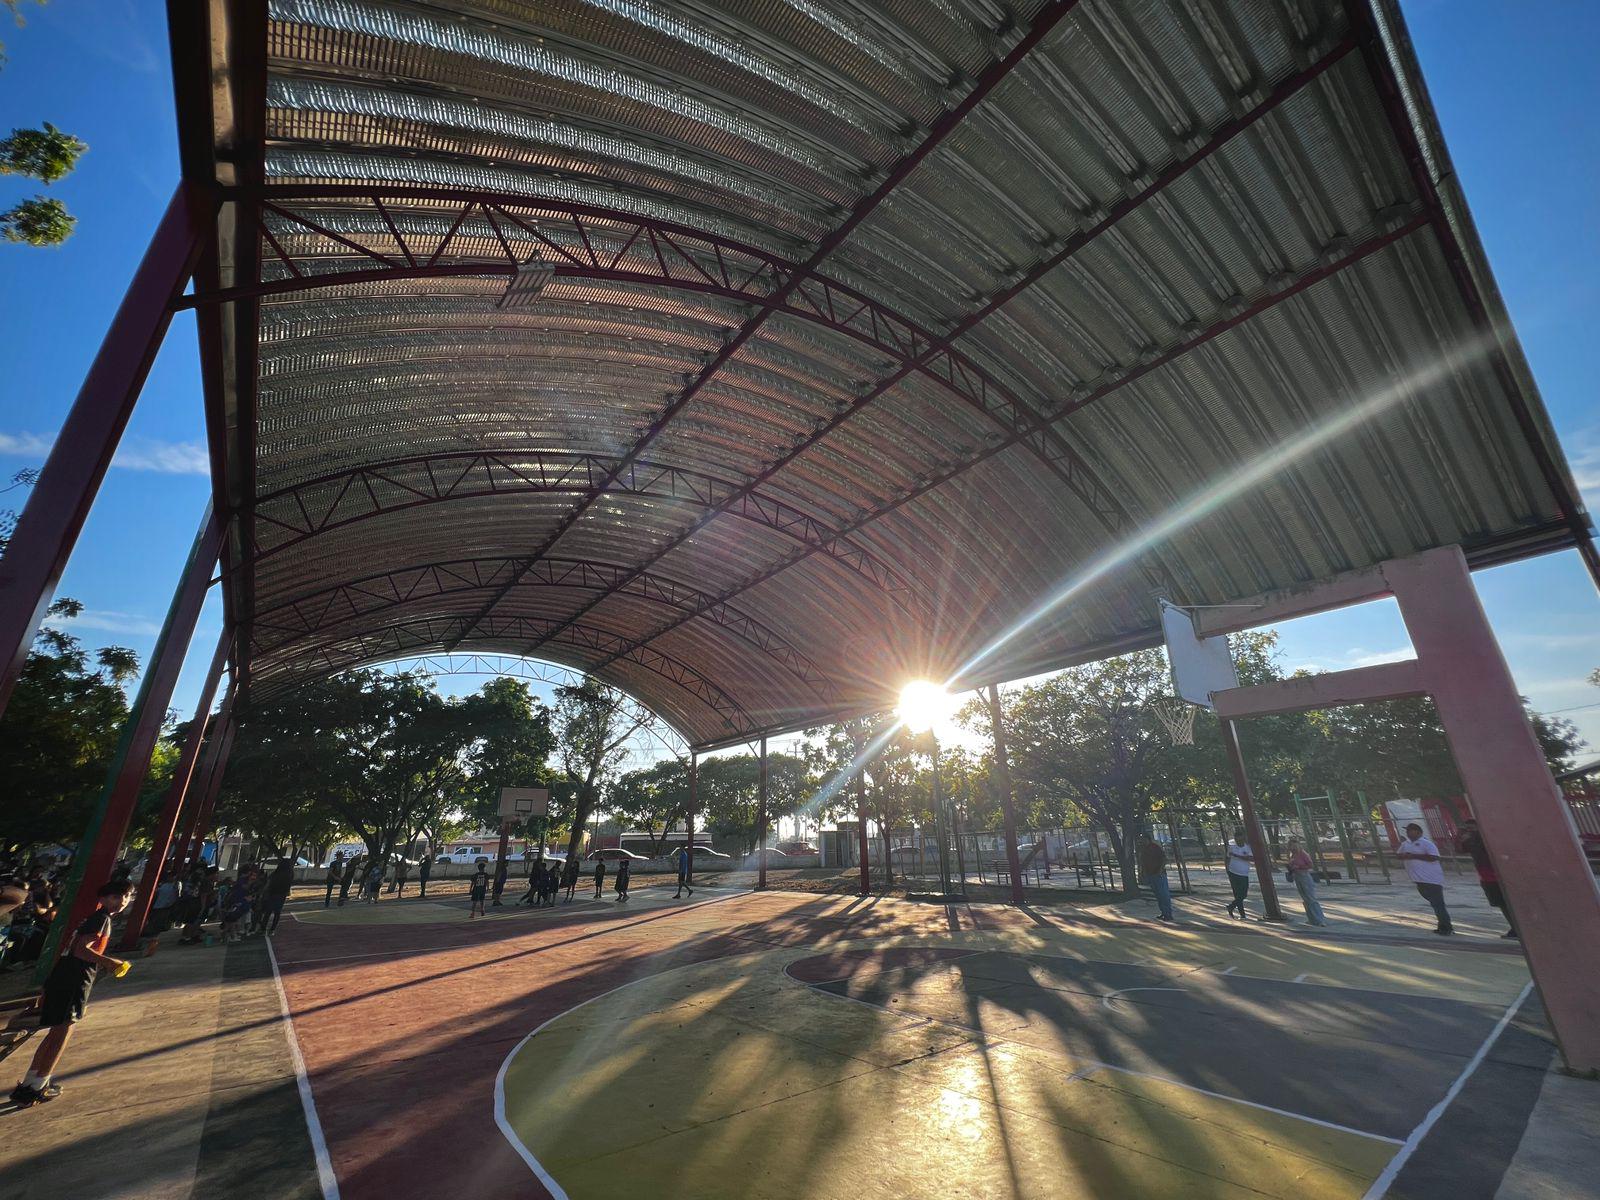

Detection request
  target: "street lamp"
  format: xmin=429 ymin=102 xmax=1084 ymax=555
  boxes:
xmin=898 ymin=681 xmax=963 ymax=902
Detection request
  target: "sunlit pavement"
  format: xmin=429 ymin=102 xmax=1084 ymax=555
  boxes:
xmin=4 ymin=887 xmax=1592 ymax=1200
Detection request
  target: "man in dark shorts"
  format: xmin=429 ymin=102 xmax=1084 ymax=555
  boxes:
xmin=324 ymin=853 xmax=344 ymax=907
xmin=11 ymin=880 xmax=133 ymax=1106
xmin=673 ymin=844 xmax=694 ymax=899
xmin=417 ymin=854 xmax=432 ymax=899
xmin=261 ymin=858 xmax=294 ymax=934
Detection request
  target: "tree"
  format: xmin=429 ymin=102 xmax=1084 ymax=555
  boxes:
xmin=1 ymin=195 xmax=72 ymax=245
xmin=0 ymin=123 xmax=86 ymax=183
xmin=609 ymin=759 xmax=689 ymax=855
xmin=553 ymin=680 xmax=651 ymax=860
xmin=696 ymin=752 xmax=814 ymax=852
xmin=458 ymin=677 xmax=556 ymax=845
xmin=219 ymin=670 xmax=481 ymax=864
xmin=0 ymin=466 xmax=38 ymax=554
xmin=0 ymin=599 xmax=140 ymax=851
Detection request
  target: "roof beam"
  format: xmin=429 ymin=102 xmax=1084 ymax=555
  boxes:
xmin=448 ymin=1 xmax=1084 ymax=652
xmin=252 ymin=613 xmax=760 ymax=737
xmin=589 ymin=211 xmax=1432 ymax=677
xmin=244 ymin=449 xmax=924 ymax=618
xmin=247 ymin=554 xmax=838 ymax=700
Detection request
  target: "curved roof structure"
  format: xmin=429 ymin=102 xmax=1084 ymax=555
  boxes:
xmin=169 ymin=0 xmax=1592 ymax=749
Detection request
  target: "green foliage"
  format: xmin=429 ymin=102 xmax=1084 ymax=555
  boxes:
xmin=551 ymin=679 xmax=650 ymax=857
xmin=0 ymin=123 xmax=86 ymax=183
xmin=458 ymin=677 xmax=556 ymax=836
xmin=609 ymin=758 xmax=689 ymax=855
xmin=1 ymin=195 xmax=73 ymax=245
xmin=0 ymin=599 xmax=139 ymax=851
xmin=695 ymin=752 xmax=814 ymax=852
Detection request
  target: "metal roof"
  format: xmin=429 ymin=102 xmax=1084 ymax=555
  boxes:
xmin=169 ymin=0 xmax=1593 ymax=750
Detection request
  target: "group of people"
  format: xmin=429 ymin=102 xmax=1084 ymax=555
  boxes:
xmin=1136 ymin=819 xmax=1516 ymax=937
xmin=518 ymin=857 xmax=581 ymax=907
xmin=322 ymin=851 xmax=430 ymax=907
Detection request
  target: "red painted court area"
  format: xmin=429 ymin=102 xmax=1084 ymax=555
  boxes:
xmin=269 ymin=887 xmax=1547 ymax=1200
xmin=272 ymin=888 xmax=1014 ymax=1198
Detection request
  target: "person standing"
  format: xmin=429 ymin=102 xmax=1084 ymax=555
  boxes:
xmin=614 ymin=858 xmax=630 ymax=902
xmin=468 ymin=863 xmax=489 ymax=918
xmin=1457 ymin=820 xmax=1515 ymax=938
xmin=10 ymin=880 xmax=134 ymax=1107
xmin=149 ymin=871 xmax=180 ymax=935
xmin=324 ymin=853 xmax=344 ymax=907
xmin=492 ymin=856 xmax=510 ymax=907
xmin=339 ymin=854 xmax=361 ymax=906
xmin=563 ymin=857 xmax=579 ymax=903
xmin=417 ymin=854 xmax=432 ymax=900
xmin=364 ymin=859 xmax=384 ymax=904
xmin=1397 ymin=822 xmax=1453 ymax=935
xmin=1137 ymin=833 xmax=1172 ymax=922
xmin=673 ymin=844 xmax=695 ymax=900
xmin=1283 ymin=838 xmax=1327 ymax=927
xmin=592 ymin=856 xmax=606 ymax=899
xmin=261 ymin=858 xmax=294 ymax=935
xmin=394 ymin=858 xmax=410 ymax=899
xmin=1224 ymin=828 xmax=1253 ymax=919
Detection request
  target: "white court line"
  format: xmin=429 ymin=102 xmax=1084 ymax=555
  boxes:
xmin=266 ymin=936 xmax=341 ymax=1200
xmin=1360 ymin=981 xmax=1534 ymax=1199
xmin=1292 ymin=972 xmax=1309 ymax=984
xmin=1220 ymin=965 xmax=1238 ymax=975
xmin=809 ymin=982 xmax=1403 ymax=1146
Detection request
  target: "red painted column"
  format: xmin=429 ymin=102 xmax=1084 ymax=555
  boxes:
xmin=855 ymin=760 xmax=872 ymax=896
xmin=121 ymin=627 xmax=231 ymax=947
xmin=36 ymin=506 xmax=222 ymax=975
xmin=756 ymin=736 xmax=769 ymax=890
xmin=1390 ymin=547 xmax=1600 ymax=1072
xmin=1219 ymin=716 xmax=1285 ymax=922
xmin=182 ymin=703 xmax=237 ymax=868
xmin=0 ymin=184 xmax=210 ymax=719
xmin=987 ymin=684 xmax=1025 ymax=904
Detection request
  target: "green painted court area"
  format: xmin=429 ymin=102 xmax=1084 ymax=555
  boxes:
xmin=494 ymin=898 xmax=1539 ymax=1200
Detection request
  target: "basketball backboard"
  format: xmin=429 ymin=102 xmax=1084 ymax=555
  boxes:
xmin=1159 ymin=600 xmax=1239 ymax=709
xmin=498 ymin=787 xmax=550 ymax=822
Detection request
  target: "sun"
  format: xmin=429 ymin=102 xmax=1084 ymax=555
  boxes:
xmin=897 ymin=679 xmax=955 ymax=735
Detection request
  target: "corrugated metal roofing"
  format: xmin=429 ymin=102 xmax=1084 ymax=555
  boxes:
xmin=171 ymin=0 xmax=1591 ymax=748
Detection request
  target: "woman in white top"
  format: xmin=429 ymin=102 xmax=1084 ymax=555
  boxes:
xmin=1224 ymin=828 xmax=1253 ymax=919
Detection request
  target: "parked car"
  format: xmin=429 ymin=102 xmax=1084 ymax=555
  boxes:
xmin=681 ymin=845 xmax=730 ymax=860
xmin=434 ymin=849 xmax=492 ymax=866
xmin=585 ymin=848 xmax=649 ymax=862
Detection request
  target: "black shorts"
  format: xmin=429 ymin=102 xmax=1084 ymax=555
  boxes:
xmin=38 ymin=966 xmax=96 ymax=1028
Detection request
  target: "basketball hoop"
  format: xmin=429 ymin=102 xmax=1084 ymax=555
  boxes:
xmin=1148 ymin=697 xmax=1198 ymax=746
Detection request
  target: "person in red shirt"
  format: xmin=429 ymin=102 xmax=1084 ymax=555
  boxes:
xmin=10 ymin=879 xmax=133 ymax=1106
xmin=1458 ymin=818 xmax=1516 ymax=939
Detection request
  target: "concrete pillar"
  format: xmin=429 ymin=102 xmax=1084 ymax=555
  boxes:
xmin=756 ymin=736 xmax=769 ymax=890
xmin=1390 ymin=547 xmax=1600 ymax=1073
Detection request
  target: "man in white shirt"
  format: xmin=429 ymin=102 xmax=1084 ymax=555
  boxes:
xmin=1224 ymin=828 xmax=1253 ymax=919
xmin=1397 ymin=822 xmax=1453 ymax=935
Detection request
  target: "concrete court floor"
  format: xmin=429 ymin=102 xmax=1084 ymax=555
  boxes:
xmin=0 ymin=880 xmax=1593 ymax=1200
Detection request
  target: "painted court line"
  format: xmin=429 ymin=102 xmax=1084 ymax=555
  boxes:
xmin=1292 ymin=972 xmax=1310 ymax=983
xmin=814 ymin=982 xmax=1404 ymax=1146
xmin=266 ymin=936 xmax=341 ymax=1200
xmin=1360 ymin=980 xmax=1534 ymax=1199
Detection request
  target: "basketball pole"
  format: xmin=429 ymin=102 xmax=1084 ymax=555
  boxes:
xmin=1219 ymin=716 xmax=1286 ymax=921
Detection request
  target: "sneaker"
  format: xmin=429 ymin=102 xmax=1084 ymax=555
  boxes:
xmin=1434 ymin=927 xmax=1454 ymax=936
xmin=10 ymin=1081 xmax=61 ymax=1106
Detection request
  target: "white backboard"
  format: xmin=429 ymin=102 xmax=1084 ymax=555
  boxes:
xmin=498 ymin=787 xmax=550 ymax=821
xmin=1159 ymin=601 xmax=1238 ymax=709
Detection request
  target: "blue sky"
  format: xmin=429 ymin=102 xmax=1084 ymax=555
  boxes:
xmin=1 ymin=1 xmax=1597 ymax=755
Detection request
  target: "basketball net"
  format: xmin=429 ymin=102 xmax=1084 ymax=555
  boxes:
xmin=1148 ymin=697 xmax=1198 ymax=746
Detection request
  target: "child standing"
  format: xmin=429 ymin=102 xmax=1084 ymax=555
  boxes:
xmin=11 ymin=880 xmax=134 ymax=1106
xmin=592 ymin=856 xmax=606 ymax=899
xmin=468 ymin=864 xmax=489 ymax=918
xmin=614 ymin=859 xmax=631 ymax=902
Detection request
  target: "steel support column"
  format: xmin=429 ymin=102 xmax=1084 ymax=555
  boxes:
xmin=987 ymin=684 xmax=1025 ymax=905
xmin=36 ymin=505 xmax=222 ymax=976
xmin=856 ymin=753 xmax=873 ymax=897
xmin=756 ymin=736 xmax=769 ymax=891
xmin=183 ymin=702 xmax=237 ymax=869
xmin=120 ymin=626 xmax=231 ymax=948
xmin=1218 ymin=717 xmax=1286 ymax=922
xmin=1387 ymin=548 xmax=1600 ymax=1072
xmin=171 ymin=678 xmax=236 ymax=870
xmin=686 ymin=753 xmax=697 ymax=890
xmin=0 ymin=184 xmax=209 ymax=718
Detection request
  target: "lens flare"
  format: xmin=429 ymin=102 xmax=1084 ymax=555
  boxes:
xmin=955 ymin=338 xmax=1490 ymax=683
